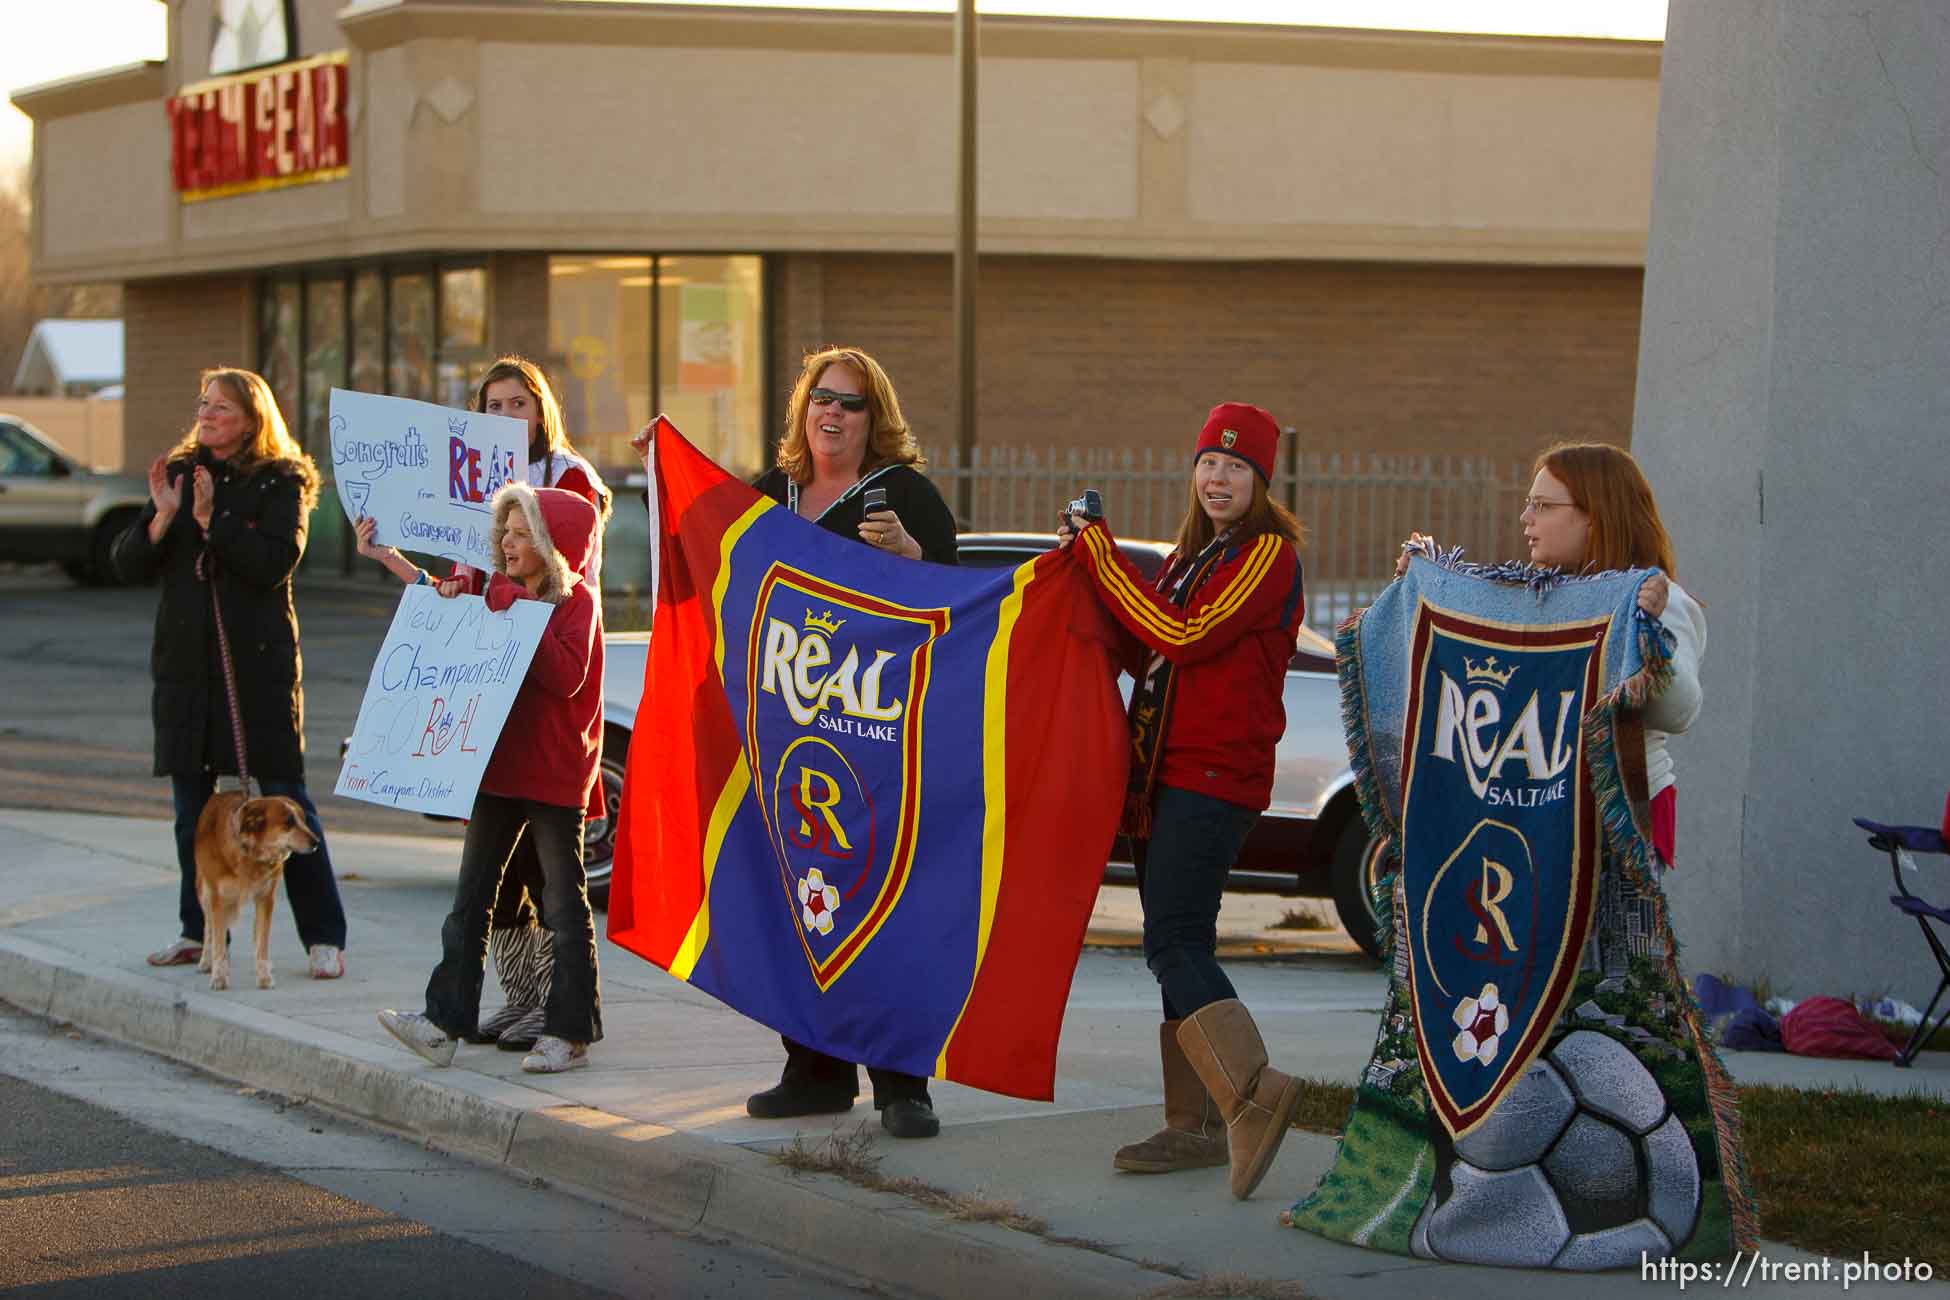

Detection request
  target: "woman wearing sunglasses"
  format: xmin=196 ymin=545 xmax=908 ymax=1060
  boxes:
xmin=744 ymin=345 xmax=959 ymax=1138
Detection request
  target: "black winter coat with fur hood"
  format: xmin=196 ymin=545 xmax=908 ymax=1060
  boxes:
xmin=111 ymin=447 xmax=320 ymax=781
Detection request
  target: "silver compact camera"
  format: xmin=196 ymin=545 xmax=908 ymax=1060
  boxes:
xmin=1065 ymin=488 xmax=1104 ymax=523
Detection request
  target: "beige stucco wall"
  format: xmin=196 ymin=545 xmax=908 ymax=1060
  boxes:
xmin=179 ymin=174 xmax=352 ymax=242
xmin=16 ymin=4 xmax=1659 ymax=283
xmin=477 ymin=46 xmax=1139 ymax=224
xmin=36 ymin=102 xmax=171 ymax=259
xmin=1190 ymin=65 xmax=1656 ymax=246
xmin=362 ymin=45 xmax=409 ymax=221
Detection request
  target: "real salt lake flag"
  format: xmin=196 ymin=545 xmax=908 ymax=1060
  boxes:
xmin=608 ymin=418 xmax=1130 ymax=1100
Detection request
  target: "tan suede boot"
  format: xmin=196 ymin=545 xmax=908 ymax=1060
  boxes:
xmin=1175 ymin=998 xmax=1302 ymax=1199
xmin=1113 ymin=1021 xmax=1228 ymax=1173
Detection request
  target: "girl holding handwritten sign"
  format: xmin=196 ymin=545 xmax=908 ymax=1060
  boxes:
xmin=357 ymin=356 xmax=611 ymax=1051
xmin=376 ymin=483 xmax=606 ymax=1074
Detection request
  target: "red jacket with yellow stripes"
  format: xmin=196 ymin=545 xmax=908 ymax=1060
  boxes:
xmin=1073 ymin=521 xmax=1304 ymax=813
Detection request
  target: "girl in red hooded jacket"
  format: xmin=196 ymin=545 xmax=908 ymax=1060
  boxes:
xmin=378 ymin=482 xmax=606 ymax=1074
xmin=1061 ymin=401 xmax=1308 ymax=1203
xmin=356 ymin=356 xmax=611 ymax=1053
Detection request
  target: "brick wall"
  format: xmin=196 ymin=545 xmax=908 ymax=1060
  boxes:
xmin=122 ymin=275 xmax=255 ymax=470
xmin=772 ymin=254 xmax=1644 ymax=468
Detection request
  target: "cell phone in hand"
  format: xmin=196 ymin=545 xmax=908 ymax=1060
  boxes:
xmin=863 ymin=486 xmax=888 ymax=513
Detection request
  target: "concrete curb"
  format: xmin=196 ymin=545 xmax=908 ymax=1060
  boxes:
xmin=0 ymin=933 xmax=1160 ymax=1300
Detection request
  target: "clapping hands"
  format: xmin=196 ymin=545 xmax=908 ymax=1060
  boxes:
xmin=146 ymin=455 xmax=181 ymax=520
xmin=190 ymin=466 xmax=215 ymax=531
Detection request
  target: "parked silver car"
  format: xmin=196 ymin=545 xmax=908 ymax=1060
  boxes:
xmin=589 ymin=531 xmax=1385 ymax=957
xmin=0 ymin=415 xmax=148 ymax=584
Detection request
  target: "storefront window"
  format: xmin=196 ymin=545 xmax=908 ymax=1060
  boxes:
xmin=388 ymin=270 xmax=435 ymax=401
xmin=547 ymin=255 xmax=651 ymax=470
xmin=349 ymin=269 xmax=385 ymax=394
xmin=302 ymin=278 xmax=348 ymax=571
xmin=657 ymin=256 xmax=765 ymax=481
xmin=437 ymin=266 xmax=489 ymax=408
xmin=251 ymin=254 xmax=763 ymax=585
xmin=546 ymin=254 xmax=765 ymax=477
xmin=302 ymin=279 xmax=346 ymax=455
xmin=258 ymin=279 xmax=302 ymax=441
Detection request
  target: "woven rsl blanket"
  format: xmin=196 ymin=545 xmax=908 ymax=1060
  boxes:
xmin=608 ymin=419 xmax=1131 ymax=1101
xmin=1287 ymin=546 xmax=1756 ymax=1270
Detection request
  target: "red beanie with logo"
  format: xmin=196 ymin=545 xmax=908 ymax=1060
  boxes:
xmin=1194 ymin=402 xmax=1280 ymax=482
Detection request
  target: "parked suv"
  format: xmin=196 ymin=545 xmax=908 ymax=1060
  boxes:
xmin=0 ymin=415 xmax=148 ymax=584
xmin=590 ymin=531 xmax=1386 ymax=957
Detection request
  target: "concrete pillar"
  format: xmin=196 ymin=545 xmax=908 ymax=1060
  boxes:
xmin=1632 ymin=0 xmax=1950 ymax=1003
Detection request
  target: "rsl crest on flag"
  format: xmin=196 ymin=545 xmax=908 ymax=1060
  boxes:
xmin=1398 ymin=601 xmax=1609 ymax=1138
xmin=744 ymin=565 xmax=949 ymax=991
xmin=609 ymin=417 xmax=1133 ymax=1101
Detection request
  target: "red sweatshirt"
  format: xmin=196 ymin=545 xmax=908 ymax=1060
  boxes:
xmin=1074 ymin=521 xmax=1304 ymax=812
xmin=477 ymin=485 xmax=605 ymax=813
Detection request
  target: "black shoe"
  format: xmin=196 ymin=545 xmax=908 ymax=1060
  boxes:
xmin=746 ymin=1081 xmax=856 ymax=1119
xmin=879 ymin=1098 xmax=940 ymax=1139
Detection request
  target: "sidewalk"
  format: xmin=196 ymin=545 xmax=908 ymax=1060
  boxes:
xmin=1 ymin=807 xmax=1943 ymax=1299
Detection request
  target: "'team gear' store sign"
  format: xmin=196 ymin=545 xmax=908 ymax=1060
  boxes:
xmin=166 ymin=51 xmax=348 ymax=203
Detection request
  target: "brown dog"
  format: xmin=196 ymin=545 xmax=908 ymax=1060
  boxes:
xmin=194 ymin=790 xmax=318 ymax=991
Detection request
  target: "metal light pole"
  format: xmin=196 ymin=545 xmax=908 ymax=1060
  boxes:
xmin=952 ymin=0 xmax=978 ymax=521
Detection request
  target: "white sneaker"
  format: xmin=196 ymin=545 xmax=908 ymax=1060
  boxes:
xmin=521 ymin=1035 xmax=588 ymax=1074
xmin=308 ymin=945 xmax=345 ymax=979
xmin=145 ymin=936 xmax=203 ymax=967
xmin=377 ymin=1009 xmax=456 ymax=1067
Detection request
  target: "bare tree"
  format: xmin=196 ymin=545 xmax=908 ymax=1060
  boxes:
xmin=1 ymin=164 xmax=121 ymax=392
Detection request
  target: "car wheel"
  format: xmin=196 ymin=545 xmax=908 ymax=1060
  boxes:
xmin=1329 ymin=817 xmax=1387 ymax=962
xmin=583 ymin=737 xmax=627 ymax=911
xmin=85 ymin=509 xmax=139 ymax=585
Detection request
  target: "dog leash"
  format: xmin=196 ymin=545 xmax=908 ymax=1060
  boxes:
xmin=195 ymin=545 xmax=255 ymax=800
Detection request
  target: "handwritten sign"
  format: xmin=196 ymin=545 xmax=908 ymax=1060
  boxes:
xmin=329 ymin=389 xmax=528 ymax=570
xmin=334 ymin=584 xmax=551 ymax=817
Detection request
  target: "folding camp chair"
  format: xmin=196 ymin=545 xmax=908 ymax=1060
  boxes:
xmin=1853 ymin=817 xmax=1950 ymax=1068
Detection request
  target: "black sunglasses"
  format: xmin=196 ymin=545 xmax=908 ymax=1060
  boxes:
xmin=809 ymin=387 xmax=868 ymax=413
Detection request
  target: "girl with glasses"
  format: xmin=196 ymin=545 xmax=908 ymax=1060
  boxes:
xmin=1395 ymin=441 xmax=1697 ymax=866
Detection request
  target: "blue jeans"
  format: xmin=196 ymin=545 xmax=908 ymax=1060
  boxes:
xmin=170 ymin=772 xmax=349 ymax=951
xmin=1133 ymin=784 xmax=1259 ymax=1020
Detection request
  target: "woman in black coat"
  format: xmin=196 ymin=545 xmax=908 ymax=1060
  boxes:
xmin=112 ymin=367 xmax=349 ymax=978
xmin=747 ymin=346 xmax=958 ymax=1139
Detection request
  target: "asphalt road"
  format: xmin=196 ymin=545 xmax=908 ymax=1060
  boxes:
xmin=0 ymin=563 xmax=461 ymax=840
xmin=0 ymin=1005 xmax=867 ymax=1298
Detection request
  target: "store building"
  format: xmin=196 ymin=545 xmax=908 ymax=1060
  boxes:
xmin=14 ymin=0 xmax=1659 ymax=579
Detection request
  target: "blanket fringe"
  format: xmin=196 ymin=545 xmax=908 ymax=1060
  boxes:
xmin=1584 ymin=669 xmax=1759 ymax=1252
xmin=1335 ymin=611 xmax=1403 ymax=962
xmin=1409 ymin=539 xmax=1681 ymax=607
